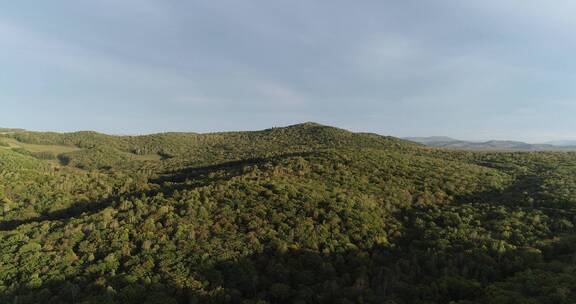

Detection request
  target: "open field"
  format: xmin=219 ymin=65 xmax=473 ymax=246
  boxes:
xmin=0 ymin=137 xmax=81 ymax=154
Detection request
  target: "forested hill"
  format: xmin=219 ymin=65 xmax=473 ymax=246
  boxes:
xmin=4 ymin=122 xmax=419 ymax=170
xmin=0 ymin=123 xmax=576 ymax=303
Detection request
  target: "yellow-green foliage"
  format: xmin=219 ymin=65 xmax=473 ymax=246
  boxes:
xmin=0 ymin=124 xmax=575 ymax=303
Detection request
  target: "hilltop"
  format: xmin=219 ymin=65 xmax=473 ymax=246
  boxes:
xmin=0 ymin=123 xmax=575 ymax=303
xmin=1 ymin=123 xmax=420 ymax=170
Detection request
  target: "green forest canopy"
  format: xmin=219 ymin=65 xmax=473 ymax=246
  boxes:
xmin=0 ymin=122 xmax=575 ymax=303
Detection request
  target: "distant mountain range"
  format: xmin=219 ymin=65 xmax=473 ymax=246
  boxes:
xmin=405 ymin=136 xmax=576 ymax=151
xmin=544 ymin=140 xmax=576 ymax=146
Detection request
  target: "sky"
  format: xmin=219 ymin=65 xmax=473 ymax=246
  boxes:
xmin=1 ymin=1 xmax=576 ymax=142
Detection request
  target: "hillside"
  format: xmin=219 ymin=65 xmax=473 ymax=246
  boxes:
xmin=0 ymin=123 xmax=575 ymax=303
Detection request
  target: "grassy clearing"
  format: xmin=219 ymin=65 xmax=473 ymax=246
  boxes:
xmin=117 ymin=150 xmax=163 ymax=161
xmin=0 ymin=137 xmax=81 ymax=154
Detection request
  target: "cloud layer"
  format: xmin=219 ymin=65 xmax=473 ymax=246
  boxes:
xmin=1 ymin=1 xmax=575 ymax=141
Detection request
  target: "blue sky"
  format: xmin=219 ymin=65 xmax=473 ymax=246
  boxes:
xmin=1 ymin=1 xmax=576 ymax=142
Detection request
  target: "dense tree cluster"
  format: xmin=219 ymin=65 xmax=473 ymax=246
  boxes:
xmin=0 ymin=123 xmax=575 ymax=303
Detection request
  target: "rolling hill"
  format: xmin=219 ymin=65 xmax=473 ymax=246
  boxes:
xmin=0 ymin=123 xmax=575 ymax=303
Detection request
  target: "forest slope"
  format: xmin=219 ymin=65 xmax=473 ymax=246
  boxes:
xmin=0 ymin=123 xmax=575 ymax=303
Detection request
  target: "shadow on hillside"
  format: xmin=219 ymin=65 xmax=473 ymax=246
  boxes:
xmin=151 ymin=151 xmax=316 ymax=185
xmin=0 ymin=246 xmax=418 ymax=304
xmin=0 ymin=194 xmax=127 ymax=231
xmin=0 ymin=152 xmax=316 ymax=231
xmin=1 ymin=240 xmax=537 ymax=304
xmin=454 ymin=173 xmax=546 ymax=207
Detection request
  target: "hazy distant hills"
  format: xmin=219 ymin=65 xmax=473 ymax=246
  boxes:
xmin=406 ymin=136 xmax=576 ymax=151
xmin=544 ymin=140 xmax=576 ymax=146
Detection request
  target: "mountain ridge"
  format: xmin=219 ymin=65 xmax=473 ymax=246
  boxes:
xmin=406 ymin=136 xmax=576 ymax=151
xmin=6 ymin=123 xmax=576 ymax=152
